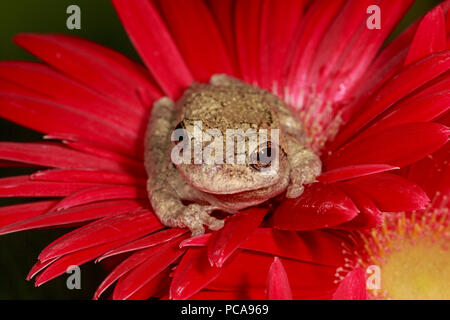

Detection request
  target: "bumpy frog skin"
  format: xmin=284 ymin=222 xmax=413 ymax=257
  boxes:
xmin=144 ymin=75 xmax=321 ymax=236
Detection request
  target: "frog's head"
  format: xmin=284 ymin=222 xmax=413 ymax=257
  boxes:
xmin=170 ymin=119 xmax=291 ymax=199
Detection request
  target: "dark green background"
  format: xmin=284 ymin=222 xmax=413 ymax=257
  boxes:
xmin=0 ymin=0 xmax=442 ymax=299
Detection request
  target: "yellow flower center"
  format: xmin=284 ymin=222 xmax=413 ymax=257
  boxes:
xmin=357 ymin=205 xmax=450 ymax=300
xmin=380 ymin=236 xmax=449 ymax=299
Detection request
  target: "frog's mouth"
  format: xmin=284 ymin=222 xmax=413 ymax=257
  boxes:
xmin=175 ymin=160 xmax=291 ymax=195
xmin=209 ymin=176 xmax=290 ymax=199
xmin=199 ymin=173 xmax=291 ymax=212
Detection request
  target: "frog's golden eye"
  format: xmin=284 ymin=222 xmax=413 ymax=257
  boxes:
xmin=250 ymin=142 xmax=276 ymax=171
xmin=172 ymin=122 xmax=188 ymax=145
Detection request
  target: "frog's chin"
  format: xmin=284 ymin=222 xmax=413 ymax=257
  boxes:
xmin=192 ymin=169 xmax=290 ymax=197
xmin=183 ymin=171 xmax=289 ymax=195
xmin=198 ymin=182 xmax=284 ymax=196
xmin=202 ymin=173 xmax=291 ymax=212
xmin=176 ymin=162 xmax=291 ymax=195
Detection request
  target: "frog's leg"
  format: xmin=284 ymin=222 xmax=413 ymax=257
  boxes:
xmin=281 ymin=136 xmax=321 ymax=198
xmin=210 ymin=74 xmax=321 ymax=198
xmin=144 ymin=97 xmax=224 ymax=236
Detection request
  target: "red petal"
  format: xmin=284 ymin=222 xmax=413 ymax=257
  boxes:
xmin=331 ymin=51 xmax=450 ymax=150
xmin=408 ymin=142 xmax=450 ymax=198
xmin=448 ymin=12 xmax=450 ymax=48
xmin=0 ymin=200 xmax=144 ymax=235
xmin=31 ymin=169 xmax=146 ymax=186
xmin=206 ymin=0 xmax=239 ymax=74
xmin=266 ymin=257 xmax=293 ymax=300
xmin=342 ymin=46 xmax=410 ymax=124
xmin=13 ymin=34 xmax=160 ymax=107
xmin=405 ymin=6 xmax=447 ymax=66
xmin=170 ymin=247 xmax=228 ymax=300
xmin=326 ymin=123 xmax=450 ymax=169
xmin=0 ymin=176 xmax=98 ymax=198
xmin=26 ymin=258 xmax=57 ymax=281
xmin=334 ymin=184 xmax=382 ymax=230
xmin=332 ymin=268 xmax=367 ymax=300
xmin=259 ymin=0 xmax=306 ymax=90
xmin=306 ymin=0 xmax=389 ymax=99
xmin=157 ymin=0 xmax=234 ymax=82
xmin=34 ymin=235 xmax=139 ymax=287
xmin=234 ymin=0 xmax=263 ymax=84
xmin=112 ymin=238 xmax=186 ymax=300
xmin=208 ymin=251 xmax=337 ymax=295
xmin=0 ymin=142 xmax=134 ymax=173
xmin=97 ymin=257 xmax=172 ymax=300
xmin=98 ymin=228 xmax=187 ymax=262
xmin=60 ymin=139 xmax=145 ymax=170
xmin=0 ymin=78 xmax=38 ymax=96
xmin=112 ymin=0 xmax=192 ymax=98
xmin=0 ymin=200 xmax=57 ymax=228
xmin=318 ymin=164 xmax=399 ymax=183
xmin=94 ymin=246 xmax=160 ymax=300
xmin=0 ymin=61 xmax=147 ymax=132
xmin=344 ymin=173 xmax=430 ymax=212
xmin=272 ymin=183 xmax=359 ymax=231
xmin=357 ymin=90 xmax=450 ymax=139
xmin=242 ymin=228 xmax=347 ymax=267
xmin=0 ymin=94 xmax=138 ymax=157
xmin=318 ymin=0 xmax=413 ymax=104
xmin=124 ymin=268 xmax=171 ymax=300
xmin=179 ymin=233 xmax=210 ymax=248
xmin=207 ymin=208 xmax=267 ymax=267
xmin=343 ymin=0 xmax=450 ymax=121
xmin=181 ymin=228 xmax=347 ymax=267
xmin=49 ymin=185 xmax=147 ymax=211
xmin=38 ymin=209 xmax=163 ymax=261
xmin=285 ymin=0 xmax=345 ymax=106
xmin=304 ymin=0 xmax=372 ymax=86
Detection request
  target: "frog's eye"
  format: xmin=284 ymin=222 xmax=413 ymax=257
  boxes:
xmin=250 ymin=142 xmax=276 ymax=171
xmin=172 ymin=122 xmax=188 ymax=144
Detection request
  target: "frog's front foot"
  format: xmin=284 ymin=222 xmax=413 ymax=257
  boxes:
xmin=286 ymin=151 xmax=322 ymax=198
xmin=286 ymin=166 xmax=319 ymax=198
xmin=163 ymin=204 xmax=224 ymax=237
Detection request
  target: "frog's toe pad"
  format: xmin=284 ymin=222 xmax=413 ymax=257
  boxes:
xmin=181 ymin=204 xmax=224 ymax=236
xmin=207 ymin=216 xmax=224 ymax=231
xmin=286 ymin=184 xmax=304 ymax=199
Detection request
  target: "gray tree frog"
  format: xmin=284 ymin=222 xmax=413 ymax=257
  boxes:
xmin=144 ymin=75 xmax=321 ymax=236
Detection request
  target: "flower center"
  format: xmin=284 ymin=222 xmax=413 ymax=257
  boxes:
xmin=380 ymin=235 xmax=449 ymax=299
xmin=356 ymin=201 xmax=450 ymax=300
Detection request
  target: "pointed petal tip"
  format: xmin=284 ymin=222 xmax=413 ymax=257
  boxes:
xmin=332 ymin=267 xmax=367 ymax=300
xmin=318 ymin=164 xmax=400 ymax=183
xmin=111 ymin=0 xmax=193 ymax=98
xmin=179 ymin=233 xmax=209 ymax=248
xmin=12 ymin=32 xmax=34 ymax=44
xmin=266 ymin=256 xmax=293 ymax=300
xmin=404 ymin=5 xmax=447 ymax=66
xmin=207 ymin=208 xmax=266 ymax=268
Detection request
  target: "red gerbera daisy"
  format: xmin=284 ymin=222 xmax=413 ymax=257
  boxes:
xmin=0 ymin=0 xmax=449 ymax=300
